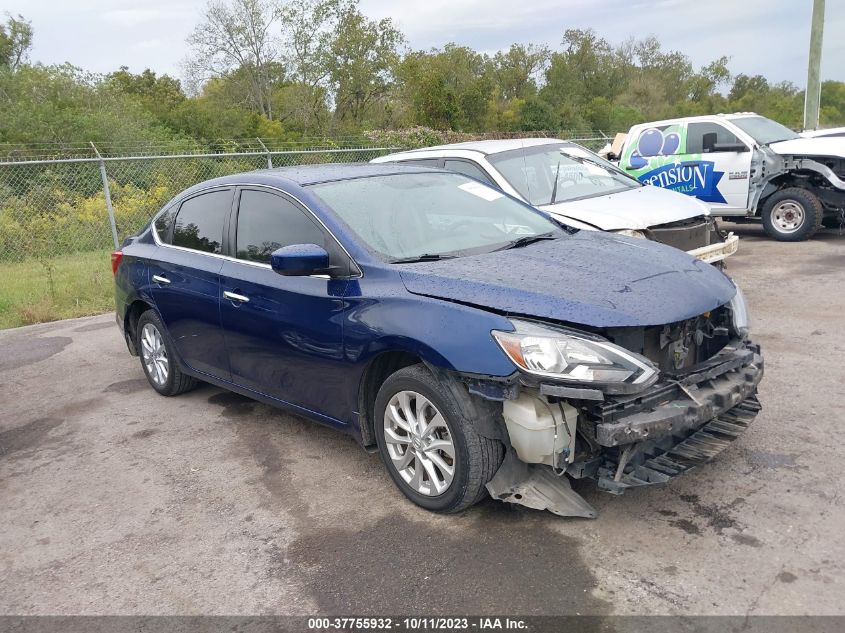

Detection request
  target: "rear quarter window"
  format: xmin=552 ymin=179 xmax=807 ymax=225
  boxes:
xmin=153 ymin=206 xmax=176 ymax=243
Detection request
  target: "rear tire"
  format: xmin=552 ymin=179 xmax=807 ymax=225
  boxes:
xmin=374 ymin=364 xmax=503 ymax=513
xmin=136 ymin=309 xmax=198 ymax=396
xmin=761 ymin=188 xmax=823 ymax=241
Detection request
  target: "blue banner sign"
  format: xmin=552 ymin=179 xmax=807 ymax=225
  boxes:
xmin=638 ymin=161 xmax=726 ymax=204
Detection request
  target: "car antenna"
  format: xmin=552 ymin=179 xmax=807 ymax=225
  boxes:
xmin=550 ymin=159 xmax=561 ymax=205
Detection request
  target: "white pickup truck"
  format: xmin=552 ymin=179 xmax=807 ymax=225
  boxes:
xmin=616 ymin=113 xmax=845 ymax=241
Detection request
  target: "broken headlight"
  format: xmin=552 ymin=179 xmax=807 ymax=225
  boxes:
xmin=492 ymin=319 xmax=658 ymax=394
xmin=729 ymin=285 xmax=750 ymax=338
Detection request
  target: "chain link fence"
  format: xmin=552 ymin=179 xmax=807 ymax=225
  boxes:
xmin=0 ymin=147 xmax=399 ymax=263
xmin=0 ymin=132 xmax=611 ymax=264
xmin=0 ymin=132 xmax=610 ymax=327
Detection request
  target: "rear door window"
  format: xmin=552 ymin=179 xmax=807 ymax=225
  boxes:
xmin=235 ymin=189 xmax=328 ymax=264
xmin=171 ymin=190 xmax=233 ymax=254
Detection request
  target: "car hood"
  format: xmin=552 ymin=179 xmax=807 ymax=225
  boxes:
xmin=769 ymin=137 xmax=845 ymax=158
xmin=398 ymin=231 xmax=736 ymax=328
xmin=537 ymin=184 xmax=709 ymax=231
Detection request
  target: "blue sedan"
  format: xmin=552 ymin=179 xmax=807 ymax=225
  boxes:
xmin=113 ymin=163 xmax=763 ymax=517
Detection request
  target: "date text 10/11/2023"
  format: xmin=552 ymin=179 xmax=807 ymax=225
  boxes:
xmin=307 ymin=617 xmax=529 ymax=630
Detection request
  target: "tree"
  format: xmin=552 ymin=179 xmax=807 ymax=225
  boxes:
xmin=0 ymin=64 xmax=172 ymax=145
xmin=397 ymin=44 xmax=493 ymax=130
xmin=820 ymin=81 xmax=845 ymax=126
xmin=516 ymin=96 xmax=558 ymax=131
xmin=329 ymin=6 xmax=404 ymax=125
xmin=493 ymin=44 xmax=550 ymax=101
xmin=688 ymin=56 xmax=731 ymax=102
xmin=106 ymin=68 xmax=187 ymax=130
xmin=729 ymin=74 xmax=770 ymax=102
xmin=0 ymin=13 xmax=33 ymax=71
xmin=186 ymin=0 xmax=283 ymax=119
xmin=279 ymin=0 xmax=354 ymax=131
xmin=541 ymin=29 xmax=628 ymax=128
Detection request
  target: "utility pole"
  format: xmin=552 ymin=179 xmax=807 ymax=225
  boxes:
xmin=803 ymin=0 xmax=826 ymax=131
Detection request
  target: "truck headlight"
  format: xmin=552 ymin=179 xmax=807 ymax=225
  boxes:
xmin=729 ymin=285 xmax=750 ymax=338
xmin=492 ymin=319 xmax=658 ymax=394
xmin=615 ymin=229 xmax=647 ymax=239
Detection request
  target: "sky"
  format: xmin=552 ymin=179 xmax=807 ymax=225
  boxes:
xmin=5 ymin=0 xmax=844 ymax=87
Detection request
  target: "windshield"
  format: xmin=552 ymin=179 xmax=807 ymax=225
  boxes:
xmin=488 ymin=143 xmax=640 ymax=206
xmin=730 ymin=116 xmax=800 ymax=145
xmin=309 ymin=172 xmax=565 ymax=262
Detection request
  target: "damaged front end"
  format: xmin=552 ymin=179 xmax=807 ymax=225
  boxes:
xmin=752 ymin=145 xmax=845 ymax=221
xmin=479 ymin=304 xmax=764 ymax=518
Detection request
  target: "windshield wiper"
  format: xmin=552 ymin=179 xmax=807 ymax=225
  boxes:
xmin=389 ymin=253 xmax=457 ymax=264
xmin=549 ymin=159 xmax=561 ymax=205
xmin=496 ymin=232 xmax=558 ymax=251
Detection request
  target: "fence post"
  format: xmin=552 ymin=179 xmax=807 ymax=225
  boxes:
xmin=256 ymin=138 xmax=273 ymax=169
xmin=90 ymin=142 xmax=120 ymax=250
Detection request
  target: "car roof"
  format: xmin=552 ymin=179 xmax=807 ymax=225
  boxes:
xmin=389 ymin=138 xmax=568 ymax=156
xmin=179 ymin=161 xmax=441 ymax=195
xmin=630 ymin=112 xmax=763 ymax=128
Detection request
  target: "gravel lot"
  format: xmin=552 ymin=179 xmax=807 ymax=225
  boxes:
xmin=1 ymin=221 xmax=843 ymax=616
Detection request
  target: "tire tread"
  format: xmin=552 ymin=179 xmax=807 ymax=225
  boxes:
xmin=374 ymin=364 xmax=504 ymax=513
xmin=762 ymin=187 xmax=823 ymax=241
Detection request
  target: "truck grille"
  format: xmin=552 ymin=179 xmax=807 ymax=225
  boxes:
xmin=648 ymin=216 xmax=711 ymax=251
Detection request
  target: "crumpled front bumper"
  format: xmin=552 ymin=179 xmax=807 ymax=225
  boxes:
xmin=586 ymin=341 xmax=763 ymax=494
xmin=487 ymin=341 xmax=763 ymax=517
xmin=688 ymin=232 xmax=739 ymax=263
xmin=592 ymin=343 xmax=763 ymax=448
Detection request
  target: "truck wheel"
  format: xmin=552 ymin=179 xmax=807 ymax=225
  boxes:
xmin=761 ymin=188 xmax=823 ymax=241
xmin=374 ymin=364 xmax=504 ymax=513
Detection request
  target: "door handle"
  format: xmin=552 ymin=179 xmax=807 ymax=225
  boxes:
xmin=223 ymin=291 xmax=250 ymax=303
xmin=152 ymin=274 xmax=171 ymax=285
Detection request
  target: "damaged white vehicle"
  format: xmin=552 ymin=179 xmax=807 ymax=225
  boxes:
xmin=618 ymin=113 xmax=845 ymax=240
xmin=373 ymin=139 xmax=738 ymax=265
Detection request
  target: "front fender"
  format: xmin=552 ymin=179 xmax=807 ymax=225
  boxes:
xmin=342 ymin=293 xmax=518 ymax=377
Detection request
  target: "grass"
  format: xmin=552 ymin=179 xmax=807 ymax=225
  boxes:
xmin=0 ymin=250 xmax=114 ymax=329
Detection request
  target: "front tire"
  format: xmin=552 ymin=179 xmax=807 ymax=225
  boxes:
xmin=136 ymin=309 xmax=198 ymax=396
xmin=761 ymin=188 xmax=823 ymax=241
xmin=374 ymin=364 xmax=503 ymax=513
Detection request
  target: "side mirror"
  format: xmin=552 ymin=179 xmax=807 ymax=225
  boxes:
xmin=270 ymin=244 xmax=330 ymax=276
xmin=712 ymin=142 xmax=749 ymax=153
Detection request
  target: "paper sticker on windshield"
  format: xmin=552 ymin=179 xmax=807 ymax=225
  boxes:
xmin=458 ymin=181 xmax=503 ymax=201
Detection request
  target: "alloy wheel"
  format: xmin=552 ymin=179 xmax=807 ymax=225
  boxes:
xmin=383 ymin=390 xmax=456 ymax=496
xmin=140 ymin=322 xmax=169 ymax=386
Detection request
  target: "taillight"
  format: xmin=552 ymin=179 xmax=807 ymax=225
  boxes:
xmin=111 ymin=251 xmax=123 ymax=276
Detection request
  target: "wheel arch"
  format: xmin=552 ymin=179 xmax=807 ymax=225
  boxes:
xmin=123 ymin=299 xmax=155 ymax=356
xmin=757 ymin=170 xmax=829 ymax=214
xmin=357 ymin=350 xmax=425 ymax=448
xmin=356 ymin=347 xmax=511 ymax=451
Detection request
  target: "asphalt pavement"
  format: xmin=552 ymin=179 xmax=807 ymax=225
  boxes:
xmin=1 ymin=221 xmax=843 ymax=616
